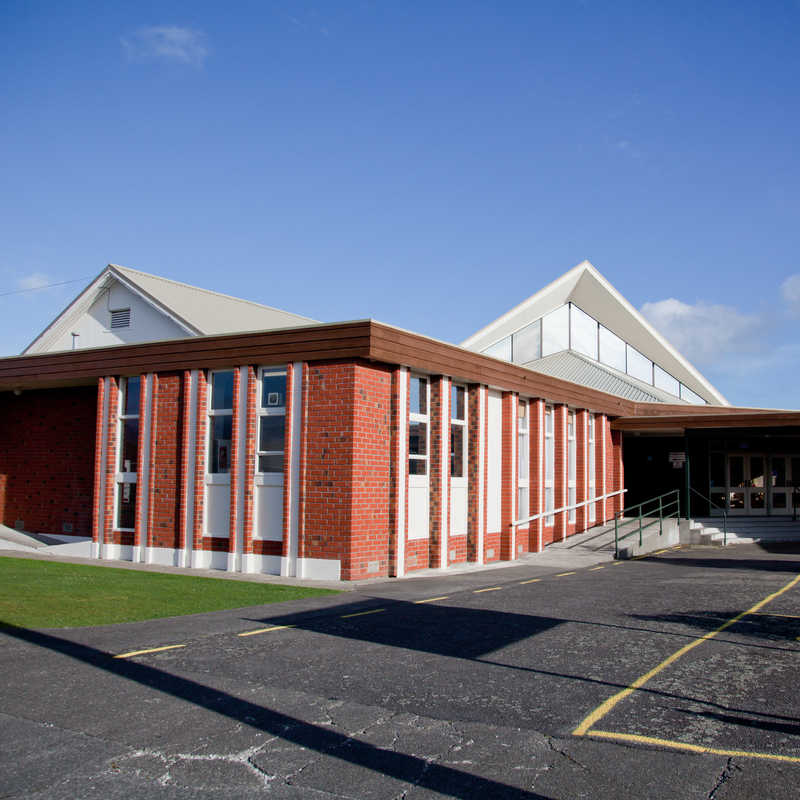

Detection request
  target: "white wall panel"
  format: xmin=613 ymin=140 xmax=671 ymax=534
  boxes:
xmin=487 ymin=390 xmax=502 ymax=532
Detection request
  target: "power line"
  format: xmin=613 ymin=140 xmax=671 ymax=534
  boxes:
xmin=0 ymin=276 xmax=92 ymax=298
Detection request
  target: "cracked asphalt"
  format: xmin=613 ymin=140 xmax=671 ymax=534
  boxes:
xmin=2 ymin=543 xmax=800 ymax=799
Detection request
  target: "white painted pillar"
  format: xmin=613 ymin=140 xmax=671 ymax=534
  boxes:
xmin=284 ymin=362 xmax=303 ymax=577
xmin=396 ymin=367 xmax=408 ymax=577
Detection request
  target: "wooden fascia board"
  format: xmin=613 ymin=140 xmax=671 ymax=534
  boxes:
xmin=613 ymin=412 xmax=800 ymax=431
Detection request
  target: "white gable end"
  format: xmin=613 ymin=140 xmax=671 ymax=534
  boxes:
xmin=39 ymin=281 xmax=190 ymax=353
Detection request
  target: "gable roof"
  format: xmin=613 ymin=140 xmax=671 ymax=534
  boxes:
xmin=23 ymin=264 xmax=319 ymax=354
xmin=461 ymin=260 xmax=728 ymax=406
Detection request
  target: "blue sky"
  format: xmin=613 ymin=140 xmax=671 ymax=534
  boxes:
xmin=1 ymin=1 xmax=799 ymax=407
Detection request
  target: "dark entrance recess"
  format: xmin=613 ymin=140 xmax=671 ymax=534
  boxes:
xmin=623 ymin=428 xmax=800 ymax=518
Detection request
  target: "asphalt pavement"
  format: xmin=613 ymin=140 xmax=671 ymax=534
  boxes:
xmin=2 ymin=543 xmax=800 ymax=799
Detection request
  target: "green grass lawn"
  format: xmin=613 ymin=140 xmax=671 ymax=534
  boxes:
xmin=0 ymin=557 xmax=339 ymax=629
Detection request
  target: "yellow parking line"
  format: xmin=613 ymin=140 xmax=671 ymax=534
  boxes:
xmin=587 ymin=730 xmax=800 ymax=764
xmin=414 ymin=596 xmax=449 ymax=604
xmin=556 ymin=571 xmax=576 ymax=577
xmin=238 ymin=624 xmax=296 ymax=637
xmin=589 ymin=566 xmax=605 ymax=571
xmin=573 ymin=572 xmax=800 ymax=736
xmin=519 ymin=578 xmax=541 ymax=584
xmin=474 ymin=587 xmax=502 ymax=593
xmin=114 ymin=644 xmax=186 ymax=659
xmin=341 ymin=608 xmax=385 ymax=618
xmin=612 ymin=561 xmax=625 ymax=566
xmin=653 ymin=549 xmax=669 ymax=555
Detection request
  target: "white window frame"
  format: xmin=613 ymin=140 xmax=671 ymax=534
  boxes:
xmin=450 ymin=383 xmax=467 ymax=480
xmin=568 ymin=410 xmax=577 ymax=523
xmin=409 ymin=375 xmax=430 ymax=481
xmin=588 ymin=414 xmax=596 ymax=523
xmin=544 ymin=405 xmax=554 ymax=526
xmin=517 ymin=400 xmax=530 ymax=523
xmin=255 ymin=366 xmax=287 ymax=487
xmin=115 ymin=376 xmax=139 ymax=532
xmin=207 ymin=369 xmax=234 ymax=483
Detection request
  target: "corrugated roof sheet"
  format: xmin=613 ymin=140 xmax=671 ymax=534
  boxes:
xmin=111 ymin=265 xmax=319 ymax=335
xmin=523 ymin=350 xmax=686 ymax=404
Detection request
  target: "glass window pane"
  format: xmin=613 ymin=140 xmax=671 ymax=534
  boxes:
xmin=599 ymin=326 xmax=626 ymax=372
xmin=654 ymin=365 xmax=680 ymax=397
xmin=450 ymin=426 xmax=464 ymax=477
xmin=750 ymin=456 xmax=765 ymax=488
xmin=117 ymin=482 xmax=136 ymax=529
xmin=545 ymin=408 xmax=553 ymax=435
xmin=211 ymin=371 xmax=234 ymax=410
xmin=730 ymin=457 xmax=745 ymax=488
xmin=792 ymin=458 xmax=800 ymax=485
xmin=258 ymin=453 xmax=283 ymax=473
xmin=259 ymin=415 xmax=285 ymax=454
xmin=512 ymin=320 xmax=541 ymax=364
xmin=518 ymin=431 xmax=529 ymax=480
xmin=410 ymin=377 xmax=428 ymax=416
xmin=409 ymin=421 xmax=427 ymax=456
xmin=710 ymin=453 xmax=725 ymax=488
xmin=773 ymin=493 xmax=787 ymax=509
xmin=568 ymin=438 xmax=576 ymax=482
xmin=751 ymin=491 xmax=765 ymax=509
xmin=772 ymin=458 xmax=786 ymax=488
xmin=518 ymin=487 xmax=529 ymax=521
xmin=729 ymin=491 xmax=745 ymax=509
xmin=209 ymin=414 xmax=233 ymax=473
xmin=626 ymin=345 xmax=652 ymax=384
xmin=483 ymin=337 xmax=512 ymax=361
xmin=546 ymin=436 xmax=555 ymax=480
xmin=119 ymin=418 xmax=139 ymax=472
xmin=261 ymin=373 xmax=287 ymax=408
xmin=451 ymin=385 xmax=465 ymax=421
xmin=680 ymin=383 xmax=706 ymax=405
xmin=409 ymin=458 xmax=427 ymax=475
xmin=542 ymin=305 xmax=569 ymax=356
xmin=570 ymin=305 xmax=598 ymax=360
xmin=122 ymin=377 xmax=140 ymax=416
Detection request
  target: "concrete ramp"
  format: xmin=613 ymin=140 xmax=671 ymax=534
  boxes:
xmin=543 ymin=517 xmax=679 ymax=560
xmin=0 ymin=525 xmax=92 ymax=556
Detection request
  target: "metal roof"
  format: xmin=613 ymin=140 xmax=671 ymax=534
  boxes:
xmin=522 ymin=350 xmax=688 ymax=405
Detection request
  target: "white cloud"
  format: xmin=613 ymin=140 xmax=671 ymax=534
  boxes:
xmin=17 ymin=273 xmax=51 ymax=291
xmin=121 ymin=26 xmax=209 ymax=67
xmin=780 ymin=274 xmax=800 ymax=316
xmin=640 ymin=297 xmax=766 ymax=366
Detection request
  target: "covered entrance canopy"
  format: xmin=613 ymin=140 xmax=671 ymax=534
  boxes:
xmin=613 ymin=409 xmax=800 ymax=518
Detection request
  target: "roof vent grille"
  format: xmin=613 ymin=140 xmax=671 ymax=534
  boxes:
xmin=110 ymin=308 xmax=131 ymax=329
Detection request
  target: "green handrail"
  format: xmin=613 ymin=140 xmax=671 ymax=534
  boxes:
xmin=614 ymin=489 xmax=681 ymax=558
xmin=690 ymin=487 xmax=727 ymax=546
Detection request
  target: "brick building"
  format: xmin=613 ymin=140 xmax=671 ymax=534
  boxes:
xmin=2 ymin=261 xmax=798 ymax=580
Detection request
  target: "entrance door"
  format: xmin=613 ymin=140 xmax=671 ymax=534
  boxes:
xmin=711 ymin=453 xmax=795 ymax=516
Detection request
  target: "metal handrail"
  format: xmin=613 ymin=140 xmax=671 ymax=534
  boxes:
xmin=511 ymin=489 xmax=627 ymax=528
xmin=614 ymin=489 xmax=681 ymax=558
xmin=690 ymin=487 xmax=727 ymax=546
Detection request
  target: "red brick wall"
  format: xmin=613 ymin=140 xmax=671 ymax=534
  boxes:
xmin=466 ymin=384 xmax=481 ymax=562
xmin=0 ymin=386 xmax=96 ymax=538
xmin=576 ymin=409 xmax=588 ymax=532
xmin=428 ymin=377 xmax=444 ymax=568
xmin=500 ymin=392 xmax=516 ymax=561
xmin=148 ymin=372 xmax=184 ymax=550
xmin=302 ymin=360 xmax=393 ymax=581
xmin=554 ymin=404 xmax=567 ymax=542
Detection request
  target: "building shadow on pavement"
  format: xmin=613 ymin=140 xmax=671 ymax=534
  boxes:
xmin=0 ymin=623 xmax=551 ymax=799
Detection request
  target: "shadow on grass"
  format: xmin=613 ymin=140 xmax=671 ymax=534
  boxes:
xmin=0 ymin=622 xmax=549 ymax=799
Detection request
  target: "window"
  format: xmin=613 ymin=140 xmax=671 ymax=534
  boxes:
xmin=544 ymin=405 xmax=554 ymax=525
xmin=110 ymin=308 xmax=131 ymax=329
xmin=512 ymin=320 xmax=541 ymax=364
xmin=654 ymin=365 xmax=680 ymax=397
xmin=570 ymin=305 xmax=598 ymax=360
xmin=568 ymin=411 xmax=576 ymax=523
xmin=208 ymin=370 xmax=234 ymax=474
xmin=680 ymin=383 xmax=706 ymax=405
xmin=116 ymin=376 xmax=140 ymax=530
xmin=483 ymin=337 xmax=512 ymax=361
xmin=409 ymin=376 xmax=429 ymax=476
xmin=450 ymin=384 xmax=466 ymax=478
xmin=588 ymin=415 xmax=596 ymax=523
xmin=517 ymin=401 xmax=529 ymax=521
xmin=257 ymin=368 xmax=286 ymax=473
xmin=598 ymin=325 xmax=626 ymax=372
xmin=541 ymin=305 xmax=570 ymax=356
xmin=626 ymin=344 xmax=653 ymax=384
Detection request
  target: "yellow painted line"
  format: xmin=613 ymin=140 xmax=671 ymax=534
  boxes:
xmin=114 ymin=644 xmax=186 ymax=659
xmin=414 ymin=596 xmax=449 ymax=604
xmin=519 ymin=578 xmax=541 ymax=584
xmin=589 ymin=566 xmax=605 ymax=571
xmin=585 ymin=730 xmax=800 ymax=764
xmin=473 ymin=586 xmax=502 ymax=593
xmin=612 ymin=561 xmax=625 ymax=566
xmin=653 ymin=549 xmax=669 ymax=555
xmin=556 ymin=571 xmax=576 ymax=577
xmin=341 ymin=608 xmax=385 ymax=618
xmin=572 ymin=572 xmax=800 ymax=736
xmin=238 ymin=624 xmax=296 ymax=637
